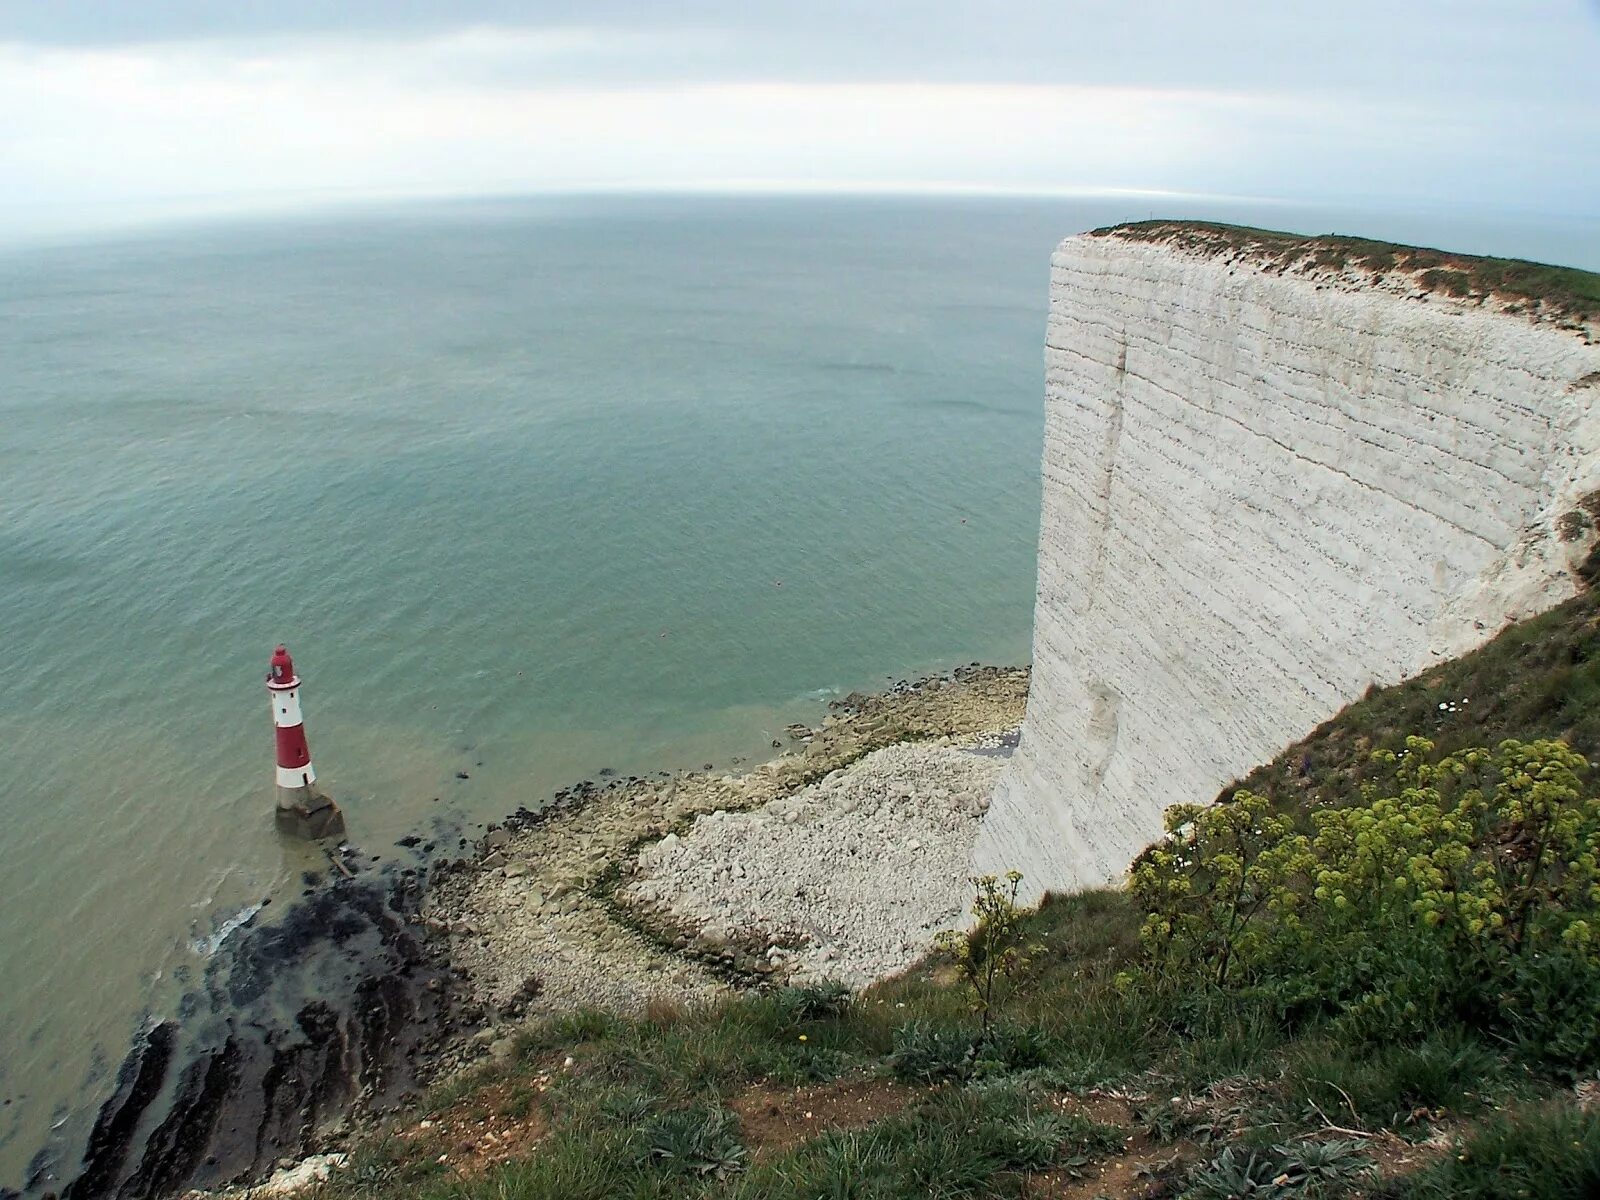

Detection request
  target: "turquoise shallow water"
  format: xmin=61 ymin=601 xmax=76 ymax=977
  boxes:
xmin=1 ymin=195 xmax=1596 ymax=1185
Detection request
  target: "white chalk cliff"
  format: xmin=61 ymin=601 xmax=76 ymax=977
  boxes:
xmin=974 ymin=225 xmax=1600 ymax=902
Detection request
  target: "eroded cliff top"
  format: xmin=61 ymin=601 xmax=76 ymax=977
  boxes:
xmin=1089 ymin=219 xmax=1600 ymax=337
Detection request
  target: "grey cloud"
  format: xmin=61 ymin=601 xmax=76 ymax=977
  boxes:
xmin=1 ymin=0 xmax=1595 ymax=106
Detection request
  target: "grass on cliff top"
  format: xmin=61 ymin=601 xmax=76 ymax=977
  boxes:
xmin=1092 ymin=219 xmax=1600 ymax=325
xmin=327 ymin=890 xmax=1594 ymax=1200
xmin=317 ymin=588 xmax=1600 ymax=1200
xmin=1221 ymin=564 xmax=1600 ymax=812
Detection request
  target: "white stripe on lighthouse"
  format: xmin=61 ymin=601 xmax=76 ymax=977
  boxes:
xmin=277 ymin=763 xmax=317 ymax=789
xmin=271 ymin=688 xmax=304 ymax=728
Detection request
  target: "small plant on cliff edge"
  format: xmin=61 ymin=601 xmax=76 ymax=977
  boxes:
xmin=935 ymin=872 xmax=1041 ymax=1053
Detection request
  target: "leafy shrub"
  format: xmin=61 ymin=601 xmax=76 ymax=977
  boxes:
xmin=973 ymin=1109 xmax=1119 ymax=1173
xmin=740 ymin=1130 xmax=892 ymax=1200
xmin=897 ymin=1126 xmax=999 ymax=1197
xmin=1136 ymin=1097 xmax=1207 ymax=1144
xmin=597 ymin=1085 xmax=661 ymax=1126
xmin=935 ymin=872 xmax=1041 ymax=1042
xmin=975 ymin=1023 xmax=1053 ymax=1075
xmin=1182 ymin=1138 xmax=1372 ymax=1198
xmin=1280 ymin=1036 xmax=1504 ymax=1139
xmin=774 ymin=979 xmax=853 ymax=1022
xmin=990 ymin=1113 xmax=1071 ymax=1170
xmin=1135 ymin=1094 xmax=1254 ymax=1147
xmin=1130 ymin=738 xmax=1600 ymax=1066
xmin=1286 ymin=1033 xmax=1504 ymax=1129
xmin=888 ymin=1020 xmax=973 ymax=1083
xmin=1023 ymin=1053 xmax=1123 ymax=1091
xmin=748 ymin=1041 xmax=850 ymax=1086
xmin=636 ymin=1105 xmax=746 ymax=1178
xmin=731 ymin=1080 xmax=1120 ymax=1200
xmin=957 ymin=1081 xmax=1123 ymax=1174
xmin=1129 ymin=790 xmax=1305 ymax=989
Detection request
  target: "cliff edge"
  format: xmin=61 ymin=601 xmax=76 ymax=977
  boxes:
xmin=973 ymin=222 xmax=1600 ymax=900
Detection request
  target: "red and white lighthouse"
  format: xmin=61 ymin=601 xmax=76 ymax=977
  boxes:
xmin=267 ymin=644 xmax=344 ymax=839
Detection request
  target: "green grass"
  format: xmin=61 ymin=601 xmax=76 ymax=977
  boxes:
xmin=1376 ymin=1105 xmax=1600 ymax=1199
xmin=314 ymin=891 xmax=1568 ymax=1200
xmin=316 ymin=887 xmax=1558 ymax=1200
xmin=727 ymin=1082 xmax=1123 ymax=1200
xmin=1183 ymin=1138 xmax=1375 ymax=1199
xmin=1220 ymin=585 xmax=1600 ymax=813
xmin=312 ymin=594 xmax=1600 ymax=1200
xmin=1092 ymin=220 xmax=1600 ymax=325
xmin=1281 ymin=1032 xmax=1511 ymax=1132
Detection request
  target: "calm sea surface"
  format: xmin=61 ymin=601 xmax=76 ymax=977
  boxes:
xmin=1 ymin=195 xmax=1595 ymax=1185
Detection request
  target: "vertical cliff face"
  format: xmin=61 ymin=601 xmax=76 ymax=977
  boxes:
xmin=974 ymin=225 xmax=1600 ymax=901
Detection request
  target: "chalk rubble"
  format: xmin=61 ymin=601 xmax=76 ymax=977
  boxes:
xmin=623 ymin=742 xmax=1002 ymax=986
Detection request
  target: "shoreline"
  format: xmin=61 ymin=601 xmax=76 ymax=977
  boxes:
xmin=29 ymin=665 xmax=1027 ymax=1200
xmin=425 ymin=665 xmax=1028 ymax=1053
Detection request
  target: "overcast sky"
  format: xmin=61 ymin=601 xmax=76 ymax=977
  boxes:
xmin=2 ymin=1 xmax=1597 ymax=235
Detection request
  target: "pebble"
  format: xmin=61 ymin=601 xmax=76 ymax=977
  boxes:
xmin=625 ymin=742 xmax=1002 ymax=986
xmin=420 ymin=669 xmax=1026 ymax=1025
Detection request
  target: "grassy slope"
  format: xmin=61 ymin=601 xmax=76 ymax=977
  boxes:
xmin=319 ymin=592 xmax=1600 ymax=1200
xmin=1092 ymin=219 xmax=1600 ymax=328
xmin=1224 ymin=576 xmax=1600 ymax=813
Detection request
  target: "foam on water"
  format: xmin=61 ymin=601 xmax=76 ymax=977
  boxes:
xmin=187 ymin=903 xmax=265 ymax=959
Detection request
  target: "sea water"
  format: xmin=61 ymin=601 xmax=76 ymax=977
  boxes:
xmin=1 ymin=194 xmax=1595 ymax=1186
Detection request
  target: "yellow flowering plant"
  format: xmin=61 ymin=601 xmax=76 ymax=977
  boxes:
xmin=935 ymin=871 xmax=1040 ymax=1046
xmin=1129 ymin=738 xmax=1600 ymax=1063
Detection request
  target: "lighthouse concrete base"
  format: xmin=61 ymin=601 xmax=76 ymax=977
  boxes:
xmin=276 ymin=786 xmax=346 ymax=841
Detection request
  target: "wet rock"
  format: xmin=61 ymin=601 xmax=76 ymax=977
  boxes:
xmin=61 ymin=1023 xmax=177 ymax=1200
xmin=61 ymin=874 xmax=449 ymax=1200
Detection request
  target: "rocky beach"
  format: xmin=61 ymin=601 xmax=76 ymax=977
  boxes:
xmin=43 ymin=665 xmax=1026 ymax=1199
xmin=428 ymin=665 xmax=1027 ymax=1048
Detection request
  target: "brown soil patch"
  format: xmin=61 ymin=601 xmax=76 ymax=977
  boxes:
xmin=1019 ymin=1093 xmax=1183 ymax=1199
xmin=398 ymin=1078 xmax=552 ymax=1176
xmin=732 ymin=1076 xmax=918 ymax=1160
xmin=1056 ymin=1092 xmax=1137 ymax=1127
xmin=1017 ymin=1142 xmax=1193 ymax=1200
xmin=1364 ymin=1125 xmax=1455 ymax=1184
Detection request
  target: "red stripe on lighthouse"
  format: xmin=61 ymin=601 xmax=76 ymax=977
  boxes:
xmin=276 ymin=724 xmax=311 ymax=770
